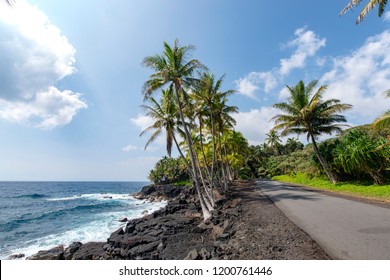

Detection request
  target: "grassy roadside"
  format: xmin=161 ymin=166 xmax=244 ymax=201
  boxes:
xmin=273 ymin=173 xmax=390 ymax=202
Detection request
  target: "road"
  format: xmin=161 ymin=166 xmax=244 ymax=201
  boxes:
xmin=257 ymin=179 xmax=390 ymax=259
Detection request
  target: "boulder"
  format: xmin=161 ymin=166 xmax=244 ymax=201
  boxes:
xmin=9 ymin=253 xmax=25 ymax=260
xmin=64 ymin=242 xmax=82 ymax=260
xmin=27 ymin=245 xmax=64 ymax=260
xmin=72 ymin=242 xmax=106 ymax=260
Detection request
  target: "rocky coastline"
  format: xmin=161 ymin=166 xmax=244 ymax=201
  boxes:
xmin=24 ymin=181 xmax=329 ymax=260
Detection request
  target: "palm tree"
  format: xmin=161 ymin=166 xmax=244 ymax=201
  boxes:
xmin=191 ymin=72 xmax=235 ymax=191
xmin=265 ymin=129 xmax=282 ymax=154
xmin=373 ymin=90 xmax=390 ymax=130
xmin=140 ymin=89 xmax=193 ymax=174
xmin=272 ymin=80 xmax=352 ymax=184
xmin=340 ymin=0 xmax=388 ymax=24
xmin=142 ymin=40 xmax=212 ymax=220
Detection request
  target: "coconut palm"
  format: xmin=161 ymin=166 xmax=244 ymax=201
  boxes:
xmin=265 ymin=129 xmax=282 ymax=154
xmin=373 ymin=90 xmax=390 ymax=130
xmin=142 ymin=40 xmax=213 ymax=220
xmin=191 ymin=72 xmax=235 ymax=191
xmin=341 ymin=0 xmax=388 ymax=24
xmin=272 ymin=80 xmax=352 ymax=184
xmin=140 ymin=88 xmax=192 ymax=171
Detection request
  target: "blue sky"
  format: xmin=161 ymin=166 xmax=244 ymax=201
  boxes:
xmin=0 ymin=0 xmax=389 ymax=181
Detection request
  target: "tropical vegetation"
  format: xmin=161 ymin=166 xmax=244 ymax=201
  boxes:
xmin=271 ymin=80 xmax=352 ymax=184
xmin=141 ymin=41 xmax=390 ymax=220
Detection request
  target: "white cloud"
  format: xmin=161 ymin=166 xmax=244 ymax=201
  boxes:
xmin=280 ymin=27 xmax=326 ymax=76
xmin=122 ymin=143 xmax=159 ymax=152
xmin=235 ymin=77 xmax=259 ymax=99
xmin=235 ymin=27 xmax=325 ymax=99
xmin=130 ymin=114 xmax=154 ymax=131
xmin=0 ymin=1 xmax=86 ymax=128
xmin=0 ymin=87 xmax=86 ymax=129
xmin=122 ymin=144 xmax=139 ymax=152
xmin=321 ymin=30 xmax=390 ymax=122
xmin=233 ymin=107 xmax=281 ymax=145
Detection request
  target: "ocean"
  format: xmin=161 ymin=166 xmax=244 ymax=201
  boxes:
xmin=0 ymin=181 xmax=166 ymax=260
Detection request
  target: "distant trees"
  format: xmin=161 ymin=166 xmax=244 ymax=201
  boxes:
xmin=341 ymin=0 xmax=389 ymax=24
xmin=272 ymin=80 xmax=352 ymax=184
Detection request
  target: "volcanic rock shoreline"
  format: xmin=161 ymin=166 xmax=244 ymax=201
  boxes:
xmin=26 ymin=181 xmax=329 ymax=260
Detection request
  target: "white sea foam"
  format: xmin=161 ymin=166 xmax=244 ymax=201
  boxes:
xmin=46 ymin=193 xmax=136 ymax=202
xmin=2 ymin=199 xmax=166 ymax=260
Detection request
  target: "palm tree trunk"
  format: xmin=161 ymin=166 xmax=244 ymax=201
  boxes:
xmin=172 ymin=134 xmax=193 ymax=178
xmin=209 ymin=107 xmax=217 ymax=196
xmin=198 ymin=118 xmax=212 ymax=184
xmin=217 ymin=128 xmax=228 ymax=191
xmin=174 ymin=82 xmax=211 ymax=220
xmin=310 ymin=134 xmax=338 ymax=184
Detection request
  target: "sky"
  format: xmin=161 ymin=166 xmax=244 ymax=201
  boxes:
xmin=0 ymin=0 xmax=390 ymax=181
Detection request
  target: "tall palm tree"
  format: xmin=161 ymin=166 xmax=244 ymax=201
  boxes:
xmin=265 ymin=129 xmax=282 ymax=153
xmin=272 ymin=80 xmax=352 ymax=184
xmin=373 ymin=90 xmax=390 ymax=130
xmin=341 ymin=0 xmax=388 ymax=24
xmin=142 ymin=40 xmax=212 ymax=220
xmin=191 ymin=72 xmax=235 ymax=191
xmin=140 ymin=89 xmax=192 ymax=174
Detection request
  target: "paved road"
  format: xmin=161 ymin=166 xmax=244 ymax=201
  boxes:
xmin=257 ymin=180 xmax=390 ymax=259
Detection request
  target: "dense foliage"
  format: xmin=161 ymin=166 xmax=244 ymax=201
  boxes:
xmin=148 ymin=156 xmax=189 ymax=185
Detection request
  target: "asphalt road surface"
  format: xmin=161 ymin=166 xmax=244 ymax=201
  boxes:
xmin=257 ymin=179 xmax=390 ymax=259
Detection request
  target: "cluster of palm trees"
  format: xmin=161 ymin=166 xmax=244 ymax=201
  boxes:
xmin=141 ymin=40 xmax=245 ymax=220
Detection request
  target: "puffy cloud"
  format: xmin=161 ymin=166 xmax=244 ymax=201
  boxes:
xmin=279 ymin=27 xmax=326 ymax=76
xmin=0 ymin=87 xmax=86 ymax=129
xmin=130 ymin=114 xmax=154 ymax=131
xmin=235 ymin=27 xmax=325 ymax=99
xmin=235 ymin=77 xmax=259 ymax=99
xmin=320 ymin=30 xmax=390 ymax=122
xmin=233 ymin=107 xmax=281 ymax=145
xmin=0 ymin=1 xmax=86 ymax=128
xmin=235 ymin=71 xmax=278 ymax=99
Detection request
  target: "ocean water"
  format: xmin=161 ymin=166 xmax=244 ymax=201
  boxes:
xmin=0 ymin=181 xmax=166 ymax=260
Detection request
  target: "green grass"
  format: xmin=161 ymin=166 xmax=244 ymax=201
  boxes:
xmin=273 ymin=173 xmax=390 ymax=201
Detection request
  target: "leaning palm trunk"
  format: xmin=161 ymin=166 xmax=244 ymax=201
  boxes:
xmin=310 ymin=134 xmax=338 ymax=184
xmin=193 ymin=146 xmax=214 ymax=211
xmin=174 ymin=82 xmax=212 ymax=220
xmin=173 ymin=135 xmax=193 ymax=178
xmin=198 ymin=119 xmax=213 ymax=184
xmin=217 ymin=129 xmax=228 ymax=191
